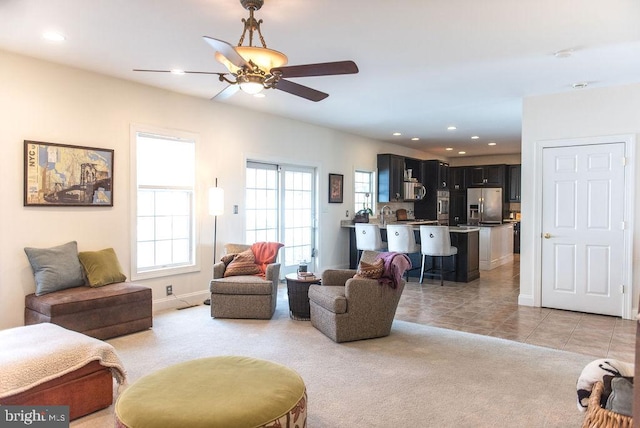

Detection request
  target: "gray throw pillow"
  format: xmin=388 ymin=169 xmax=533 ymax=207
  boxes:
xmin=24 ymin=241 xmax=85 ymax=295
xmin=605 ymin=376 xmax=633 ymax=417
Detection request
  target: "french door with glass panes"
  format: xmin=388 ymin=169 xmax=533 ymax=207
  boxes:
xmin=245 ymin=161 xmax=316 ymax=276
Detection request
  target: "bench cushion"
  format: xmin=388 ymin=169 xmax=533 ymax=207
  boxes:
xmin=25 ymin=282 xmax=152 ymax=339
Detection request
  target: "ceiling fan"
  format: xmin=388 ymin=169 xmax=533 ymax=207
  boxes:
xmin=134 ymin=0 xmax=359 ymax=102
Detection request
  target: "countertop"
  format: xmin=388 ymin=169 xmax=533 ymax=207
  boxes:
xmin=341 ymin=221 xmax=480 ymax=233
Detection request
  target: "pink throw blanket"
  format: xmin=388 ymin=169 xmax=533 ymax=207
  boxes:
xmin=375 ymin=252 xmax=412 ymax=288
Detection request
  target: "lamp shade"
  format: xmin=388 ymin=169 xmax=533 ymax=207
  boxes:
xmin=208 ymin=187 xmax=224 ymax=216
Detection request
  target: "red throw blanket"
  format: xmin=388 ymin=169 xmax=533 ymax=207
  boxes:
xmin=375 ymin=252 xmax=412 ymax=288
xmin=251 ymin=242 xmax=284 ymax=275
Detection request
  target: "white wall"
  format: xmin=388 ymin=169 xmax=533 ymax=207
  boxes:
xmin=0 ymin=50 xmax=437 ymax=329
xmin=521 ymin=83 xmax=640 ymax=317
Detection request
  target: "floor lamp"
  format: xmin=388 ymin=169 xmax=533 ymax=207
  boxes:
xmin=206 ymin=180 xmax=224 ymax=305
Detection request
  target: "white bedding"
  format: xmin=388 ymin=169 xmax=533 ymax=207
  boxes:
xmin=0 ymin=323 xmax=126 ymax=398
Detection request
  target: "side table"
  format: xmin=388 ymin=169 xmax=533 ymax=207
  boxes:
xmin=285 ymin=273 xmax=321 ymax=320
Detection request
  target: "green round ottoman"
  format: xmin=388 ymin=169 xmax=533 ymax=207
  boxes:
xmin=115 ymin=356 xmax=307 ymax=428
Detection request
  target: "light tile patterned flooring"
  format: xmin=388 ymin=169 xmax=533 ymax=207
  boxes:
xmin=395 ymin=255 xmax=636 ymax=362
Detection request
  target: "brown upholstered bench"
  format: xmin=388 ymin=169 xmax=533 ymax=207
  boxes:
xmin=25 ymin=282 xmax=152 ymax=340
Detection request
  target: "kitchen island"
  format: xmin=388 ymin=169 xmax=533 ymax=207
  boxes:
xmin=342 ymin=222 xmax=480 ymax=283
xmin=475 ymin=223 xmax=514 ymax=270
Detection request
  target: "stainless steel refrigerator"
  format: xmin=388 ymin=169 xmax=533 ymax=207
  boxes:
xmin=467 ymin=188 xmax=502 ymax=224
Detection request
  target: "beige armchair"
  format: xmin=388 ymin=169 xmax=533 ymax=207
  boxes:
xmin=209 ymin=244 xmax=281 ymax=319
xmin=308 ymin=250 xmax=406 ymax=342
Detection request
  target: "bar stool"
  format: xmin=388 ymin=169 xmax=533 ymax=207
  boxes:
xmin=386 ymin=224 xmax=421 ymax=279
xmin=354 ymin=223 xmax=387 ymax=264
xmin=419 ymin=225 xmax=457 ymax=286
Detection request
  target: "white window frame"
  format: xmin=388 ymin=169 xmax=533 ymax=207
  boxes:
xmin=354 ymin=169 xmax=375 ymax=216
xmin=129 ymin=124 xmax=201 ymax=280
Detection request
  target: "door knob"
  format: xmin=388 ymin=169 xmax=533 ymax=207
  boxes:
xmin=544 ymin=233 xmax=551 ymax=239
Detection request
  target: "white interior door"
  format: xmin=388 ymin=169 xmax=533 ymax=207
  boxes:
xmin=541 ymin=143 xmax=626 ymax=316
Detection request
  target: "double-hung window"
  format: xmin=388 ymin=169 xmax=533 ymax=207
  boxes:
xmin=354 ymin=170 xmax=375 ymax=215
xmin=131 ymin=125 xmax=199 ymax=279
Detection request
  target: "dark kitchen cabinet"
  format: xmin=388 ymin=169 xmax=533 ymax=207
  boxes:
xmin=421 ymin=160 xmax=449 ymax=189
xmin=467 ymin=164 xmax=506 ymax=187
xmin=378 ymin=154 xmax=427 ymax=202
xmin=450 ymin=167 xmax=466 ymax=191
xmin=449 ymin=190 xmax=467 ymax=226
xmin=507 ymin=164 xmax=521 ymax=202
xmin=377 ymin=154 xmax=405 ymax=202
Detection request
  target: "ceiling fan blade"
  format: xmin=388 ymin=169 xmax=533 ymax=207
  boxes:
xmin=202 ymin=36 xmax=250 ymax=69
xmin=275 ymin=79 xmax=328 ymax=102
xmin=133 ymin=69 xmax=226 ymax=76
xmin=211 ymin=84 xmax=240 ymax=101
xmin=271 ymin=61 xmax=359 ymax=78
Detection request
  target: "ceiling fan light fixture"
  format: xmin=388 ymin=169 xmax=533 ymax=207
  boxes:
xmin=215 ymin=47 xmax=287 ymax=75
xmin=237 ymin=74 xmax=265 ymax=94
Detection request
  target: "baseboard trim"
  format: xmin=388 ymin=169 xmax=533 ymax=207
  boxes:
xmin=153 ymin=291 xmax=210 ymax=312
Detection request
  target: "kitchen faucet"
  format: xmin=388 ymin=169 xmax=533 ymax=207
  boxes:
xmin=381 ymin=205 xmax=392 ymax=226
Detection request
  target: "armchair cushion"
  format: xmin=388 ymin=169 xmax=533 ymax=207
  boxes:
xmin=223 ymin=250 xmax=261 ymax=277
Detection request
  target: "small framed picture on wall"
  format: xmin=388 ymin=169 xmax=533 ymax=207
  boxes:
xmin=328 ymin=173 xmax=343 ymax=203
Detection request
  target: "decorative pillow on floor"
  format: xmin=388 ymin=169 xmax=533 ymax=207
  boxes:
xmin=354 ymin=258 xmax=384 ymax=279
xmin=78 ymin=247 xmax=127 ymax=287
xmin=224 ymin=249 xmax=261 ymax=277
xmin=24 ymin=241 xmax=85 ymax=296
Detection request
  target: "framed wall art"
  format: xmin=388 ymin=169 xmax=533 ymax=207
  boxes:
xmin=328 ymin=173 xmax=343 ymax=203
xmin=24 ymin=140 xmax=114 ymax=207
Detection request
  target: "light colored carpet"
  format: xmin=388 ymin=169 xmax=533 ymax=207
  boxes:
xmin=72 ymin=292 xmax=594 ymax=427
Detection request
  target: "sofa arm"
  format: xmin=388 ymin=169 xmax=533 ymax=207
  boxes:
xmin=213 ymin=262 xmax=226 ymax=279
xmin=265 ymin=263 xmax=281 ymax=283
xmin=322 ymin=269 xmax=357 ymax=286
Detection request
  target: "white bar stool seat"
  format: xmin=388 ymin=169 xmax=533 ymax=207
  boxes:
xmin=354 ymin=223 xmax=387 ymax=264
xmin=419 ymin=225 xmax=457 ymax=286
xmin=386 ymin=224 xmax=421 ymax=279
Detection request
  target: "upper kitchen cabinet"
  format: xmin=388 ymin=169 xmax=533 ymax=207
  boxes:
xmin=377 ymin=154 xmax=404 ymax=202
xmin=507 ymin=164 xmax=521 ymax=202
xmin=378 ymin=154 xmax=416 ymax=202
xmin=467 ymin=164 xmax=506 ymax=187
xmin=378 ymin=154 xmax=426 ymax=202
xmin=421 ymin=160 xmax=449 ymax=190
xmin=450 ymin=167 xmax=466 ymax=190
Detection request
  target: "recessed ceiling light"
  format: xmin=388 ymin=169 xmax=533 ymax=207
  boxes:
xmin=488 ymin=142 xmax=497 ymax=146
xmin=471 ymin=136 xmax=479 ymax=140
xmin=572 ymin=82 xmax=588 ymax=89
xmin=445 ymin=148 xmax=453 ymax=151
xmin=447 ymin=126 xmax=457 ymax=131
xmin=392 ymin=132 xmax=402 ymax=136
xmin=554 ymin=49 xmax=573 ymax=58
xmin=411 ymin=137 xmax=419 ymax=141
xmin=458 ymin=151 xmax=466 ymax=155
xmin=170 ymin=69 xmax=185 ymax=75
xmin=42 ymin=31 xmax=65 ymax=42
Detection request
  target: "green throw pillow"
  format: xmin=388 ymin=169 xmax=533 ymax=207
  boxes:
xmin=24 ymin=241 xmax=86 ymax=296
xmin=78 ymin=247 xmax=127 ymax=287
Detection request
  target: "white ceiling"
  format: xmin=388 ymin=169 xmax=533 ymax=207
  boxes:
xmin=2 ymin=0 xmax=640 ymax=157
